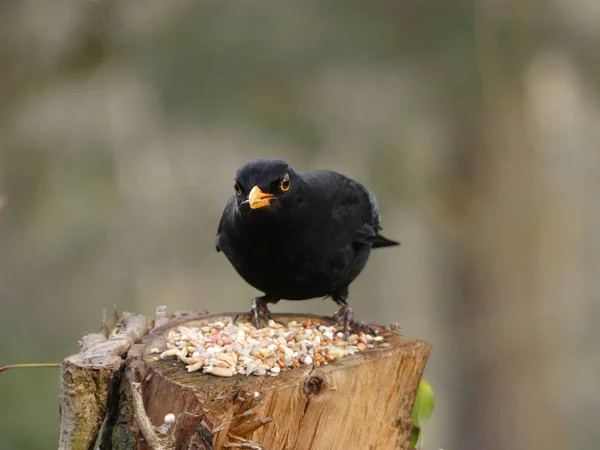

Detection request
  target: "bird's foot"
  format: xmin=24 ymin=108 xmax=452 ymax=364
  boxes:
xmin=233 ymin=297 xmax=280 ymax=330
xmin=332 ymin=305 xmax=377 ymax=340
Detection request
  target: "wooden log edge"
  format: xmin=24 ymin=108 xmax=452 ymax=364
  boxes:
xmin=59 ymin=310 xmax=431 ymax=450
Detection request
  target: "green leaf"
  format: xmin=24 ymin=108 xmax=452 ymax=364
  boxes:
xmin=411 ymin=379 xmax=434 ymax=427
xmin=409 ymin=425 xmax=420 ymax=448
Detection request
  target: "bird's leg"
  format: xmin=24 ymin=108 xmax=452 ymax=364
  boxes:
xmin=332 ymin=296 xmax=377 ymax=340
xmin=233 ymin=295 xmax=280 ymax=329
xmin=332 ymin=301 xmax=353 ymax=340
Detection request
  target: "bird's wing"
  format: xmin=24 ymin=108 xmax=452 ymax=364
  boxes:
xmin=215 ymin=196 xmax=235 ymax=252
xmin=300 ymin=171 xmax=383 ymax=246
xmin=353 ymin=185 xmax=384 ymax=244
xmin=301 ymin=170 xmax=400 ymax=248
xmin=361 ymin=186 xmax=399 ymax=247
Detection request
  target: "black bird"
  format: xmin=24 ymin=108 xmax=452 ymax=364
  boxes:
xmin=216 ymin=159 xmax=399 ymax=338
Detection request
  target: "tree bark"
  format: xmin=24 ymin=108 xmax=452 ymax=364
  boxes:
xmin=59 ymin=310 xmax=430 ymax=450
xmin=59 ymin=312 xmax=154 ymax=450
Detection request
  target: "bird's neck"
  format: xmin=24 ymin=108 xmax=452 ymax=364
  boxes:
xmin=235 ymin=206 xmax=309 ymax=239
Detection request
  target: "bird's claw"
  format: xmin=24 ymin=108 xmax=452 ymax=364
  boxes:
xmin=332 ymin=305 xmax=377 ymax=340
xmin=233 ymin=297 xmax=281 ymax=330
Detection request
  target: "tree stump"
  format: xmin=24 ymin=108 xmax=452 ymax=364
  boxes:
xmin=59 ymin=310 xmax=430 ymax=450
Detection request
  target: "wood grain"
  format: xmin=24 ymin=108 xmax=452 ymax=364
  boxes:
xmin=122 ymin=313 xmax=430 ymax=450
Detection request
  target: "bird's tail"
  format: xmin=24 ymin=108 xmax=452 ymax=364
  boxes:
xmin=372 ymin=234 xmax=400 ymax=248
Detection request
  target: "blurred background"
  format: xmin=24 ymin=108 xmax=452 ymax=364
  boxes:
xmin=0 ymin=1 xmax=598 ymax=449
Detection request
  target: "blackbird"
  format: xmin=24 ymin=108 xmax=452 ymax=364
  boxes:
xmin=216 ymin=159 xmax=399 ymax=338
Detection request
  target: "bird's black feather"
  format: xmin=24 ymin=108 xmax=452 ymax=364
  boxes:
xmin=372 ymin=234 xmax=400 ymax=248
xmin=215 ymin=159 xmax=399 ymax=332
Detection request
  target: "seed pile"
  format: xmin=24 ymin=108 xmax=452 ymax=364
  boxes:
xmin=153 ymin=319 xmax=388 ymax=377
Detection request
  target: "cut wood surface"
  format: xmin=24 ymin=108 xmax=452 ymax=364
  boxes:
xmin=59 ymin=310 xmax=431 ymax=450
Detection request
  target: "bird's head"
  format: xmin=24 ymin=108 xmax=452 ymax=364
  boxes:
xmin=232 ymin=159 xmax=301 ymax=215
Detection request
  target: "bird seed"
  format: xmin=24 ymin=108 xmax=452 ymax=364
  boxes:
xmin=158 ymin=319 xmax=386 ymax=377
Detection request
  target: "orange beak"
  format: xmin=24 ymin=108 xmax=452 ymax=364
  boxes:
xmin=248 ymin=186 xmax=275 ymax=209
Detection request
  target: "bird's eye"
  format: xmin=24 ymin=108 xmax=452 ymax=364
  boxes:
xmin=234 ymin=182 xmax=242 ymax=196
xmin=280 ymin=174 xmax=291 ymax=192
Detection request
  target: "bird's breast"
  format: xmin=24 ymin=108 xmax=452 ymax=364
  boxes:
xmin=220 ymin=212 xmax=372 ymax=299
xmin=220 ymin=226 xmax=334 ymax=298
